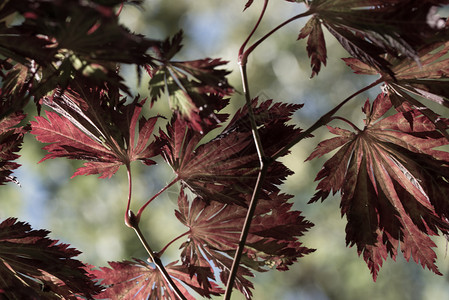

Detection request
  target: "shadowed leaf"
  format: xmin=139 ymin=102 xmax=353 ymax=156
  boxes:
xmin=307 ymin=92 xmax=449 ymax=280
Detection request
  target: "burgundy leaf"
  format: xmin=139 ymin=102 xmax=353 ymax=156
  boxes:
xmin=308 ymin=0 xmax=449 ymax=76
xmin=89 ymin=259 xmax=222 ymax=299
xmin=344 ymin=40 xmax=449 ymax=136
xmin=307 ymin=92 xmax=449 ymax=280
xmin=0 ymin=109 xmax=27 ymax=185
xmin=31 ymin=88 xmax=160 ymax=178
xmin=175 ymin=190 xmax=314 ymax=299
xmin=0 ymin=218 xmax=101 ymax=299
xmin=147 ymin=31 xmax=233 ymax=132
xmin=158 ymin=98 xmax=303 ymax=206
xmin=298 ymin=15 xmax=327 ymax=77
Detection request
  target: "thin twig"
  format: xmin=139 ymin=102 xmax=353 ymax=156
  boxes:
xmin=130 ymin=219 xmax=187 ymax=300
xmin=224 ymin=165 xmax=268 ymax=300
xmin=240 ymin=10 xmax=313 ymax=65
xmin=136 ymin=176 xmax=179 ymax=221
xmin=240 ymin=64 xmax=266 ymax=165
xmin=272 ymin=78 xmax=383 ymax=160
xmin=224 ymin=4 xmax=314 ymax=299
xmin=331 ymin=116 xmax=362 ymax=132
xmin=238 ymin=0 xmax=270 ymax=65
xmin=158 ymin=230 xmax=190 ymax=256
xmin=124 ymin=167 xmax=185 ymax=300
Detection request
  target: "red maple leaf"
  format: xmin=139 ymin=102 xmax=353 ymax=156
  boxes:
xmin=147 ymin=31 xmax=233 ymax=132
xmin=0 ymin=107 xmax=27 ymax=185
xmin=307 ymin=92 xmax=449 ymax=280
xmin=0 ymin=218 xmax=101 ymax=299
xmin=343 ymin=40 xmax=449 ymax=137
xmin=303 ymin=1 xmax=449 ymax=77
xmin=158 ymin=98 xmax=303 ymax=206
xmin=175 ymin=190 xmax=314 ymax=299
xmin=297 ymin=15 xmax=327 ymax=78
xmin=89 ymin=259 xmax=222 ymax=299
xmin=31 ymin=88 xmax=161 ymax=178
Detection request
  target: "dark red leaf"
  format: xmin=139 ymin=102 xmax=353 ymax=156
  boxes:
xmin=307 ymin=92 xmax=449 ymax=280
xmin=89 ymin=259 xmax=222 ymax=299
xmin=344 ymin=40 xmax=449 ymax=137
xmin=147 ymin=31 xmax=233 ymax=132
xmin=31 ymin=88 xmax=161 ymax=178
xmin=298 ymin=15 xmax=327 ymax=77
xmin=158 ymin=98 xmax=303 ymax=206
xmin=308 ymin=0 xmax=449 ymax=76
xmin=0 ymin=109 xmax=27 ymax=185
xmin=175 ymin=190 xmax=314 ymax=299
xmin=0 ymin=218 xmax=101 ymax=299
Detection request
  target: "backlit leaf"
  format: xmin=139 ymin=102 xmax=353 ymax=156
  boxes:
xmin=175 ymin=190 xmax=314 ymax=299
xmin=158 ymin=98 xmax=303 ymax=206
xmin=297 ymin=15 xmax=327 ymax=77
xmin=31 ymin=88 xmax=161 ymax=178
xmin=90 ymin=259 xmax=222 ymax=299
xmin=147 ymin=31 xmax=234 ymax=132
xmin=0 ymin=218 xmax=101 ymax=299
xmin=307 ymin=92 xmax=449 ymax=280
xmin=305 ymin=0 xmax=449 ymax=75
xmin=0 ymin=106 xmax=27 ymax=185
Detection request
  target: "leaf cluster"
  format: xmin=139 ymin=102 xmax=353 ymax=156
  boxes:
xmin=3 ymin=0 xmax=449 ymax=299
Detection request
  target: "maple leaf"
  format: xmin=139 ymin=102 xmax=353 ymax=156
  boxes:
xmin=158 ymin=98 xmax=303 ymax=206
xmin=175 ymin=190 xmax=314 ymax=299
xmin=0 ymin=0 xmax=161 ymax=103
xmin=147 ymin=31 xmax=234 ymax=132
xmin=303 ymin=0 xmax=449 ymax=76
xmin=297 ymin=15 xmax=327 ymax=78
xmin=0 ymin=218 xmax=101 ymax=299
xmin=89 ymin=259 xmax=222 ymax=299
xmin=31 ymin=87 xmax=161 ymax=178
xmin=0 ymin=107 xmax=27 ymax=185
xmin=343 ymin=39 xmax=449 ymax=137
xmin=307 ymin=92 xmax=449 ymax=280
xmin=3 ymin=0 xmax=158 ymax=66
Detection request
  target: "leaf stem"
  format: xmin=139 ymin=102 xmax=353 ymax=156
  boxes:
xmin=124 ymin=164 xmax=133 ymax=227
xmin=272 ymin=78 xmax=383 ymax=160
xmin=158 ymin=230 xmax=191 ymax=256
xmin=130 ymin=219 xmax=187 ymax=300
xmin=240 ymin=64 xmax=266 ymax=164
xmin=224 ymin=164 xmax=268 ymax=300
xmin=331 ymin=116 xmax=362 ymax=132
xmin=124 ymin=167 xmax=185 ymax=299
xmin=136 ymin=176 xmax=179 ymax=221
xmin=238 ymin=0 xmax=270 ymax=64
xmin=240 ymin=10 xmax=313 ymax=65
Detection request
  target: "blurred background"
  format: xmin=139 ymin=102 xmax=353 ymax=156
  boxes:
xmin=2 ymin=1 xmax=449 ymax=299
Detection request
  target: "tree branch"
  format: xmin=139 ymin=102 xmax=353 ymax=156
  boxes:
xmin=129 ymin=216 xmax=187 ymax=300
xmin=224 ymin=164 xmax=268 ymax=300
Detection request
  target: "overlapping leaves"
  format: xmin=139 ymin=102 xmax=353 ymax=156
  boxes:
xmin=147 ymin=31 xmax=234 ymax=132
xmin=175 ymin=190 xmax=314 ymax=299
xmin=307 ymin=92 xmax=449 ymax=279
xmin=158 ymin=98 xmax=303 ymax=206
xmin=297 ymin=0 xmax=449 ymax=76
xmin=31 ymin=87 xmax=161 ymax=178
xmin=343 ymin=40 xmax=449 ymax=136
xmin=0 ymin=102 xmax=27 ymax=185
xmin=0 ymin=218 xmax=101 ymax=299
xmin=0 ymin=0 xmax=159 ymax=103
xmin=89 ymin=259 xmax=222 ymax=300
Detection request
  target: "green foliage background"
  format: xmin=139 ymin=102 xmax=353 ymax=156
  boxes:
xmin=2 ymin=1 xmax=449 ymax=299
